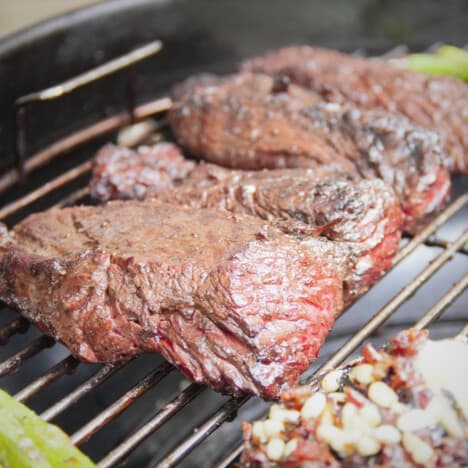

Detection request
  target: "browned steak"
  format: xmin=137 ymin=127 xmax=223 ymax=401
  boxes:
xmin=90 ymin=142 xmax=195 ymax=201
xmin=168 ymin=73 xmax=450 ymax=233
xmin=0 ymin=201 xmax=343 ymax=398
xmin=242 ymin=46 xmax=468 ymax=175
xmin=90 ymin=143 xmax=403 ymax=305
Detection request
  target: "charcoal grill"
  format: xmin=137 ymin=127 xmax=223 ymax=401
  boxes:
xmin=0 ymin=1 xmax=467 ymax=466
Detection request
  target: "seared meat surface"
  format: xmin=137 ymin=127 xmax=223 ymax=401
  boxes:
xmin=0 ymin=201 xmax=343 ymax=398
xmin=168 ymin=73 xmax=450 ymax=232
xmin=90 ymin=142 xmax=195 ymax=201
xmin=90 ymin=143 xmax=403 ymax=304
xmin=242 ymin=46 xmax=468 ymax=175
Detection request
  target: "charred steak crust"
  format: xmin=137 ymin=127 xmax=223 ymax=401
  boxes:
xmin=90 ymin=143 xmax=403 ymax=305
xmin=241 ymin=45 xmax=468 ymax=175
xmin=168 ymin=72 xmax=450 ymax=233
xmin=90 ymin=142 xmax=196 ymax=202
xmin=0 ymin=201 xmax=343 ymax=398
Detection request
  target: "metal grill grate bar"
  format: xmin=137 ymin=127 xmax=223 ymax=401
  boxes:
xmin=457 ymin=324 xmax=468 ymax=341
xmin=41 ymin=364 xmax=120 ymax=422
xmin=425 ymin=235 xmax=468 ymax=255
xmin=97 ymin=383 xmax=205 ymax=468
xmin=0 ymin=335 xmax=55 ymax=377
xmin=0 ymin=317 xmax=29 ymax=344
xmin=12 ymin=40 xmax=163 ymax=186
xmin=393 ymin=193 xmax=468 ymax=265
xmin=156 ymin=395 xmax=250 ymax=468
xmin=14 ymin=355 xmax=79 ymax=403
xmin=414 ymin=275 xmax=468 ymax=330
xmin=0 ymin=161 xmax=91 ymax=220
xmin=51 ymin=187 xmax=91 ymax=209
xmin=71 ymin=362 xmax=174 ymax=445
xmin=217 ymin=443 xmax=243 ymax=468
xmin=16 ymin=41 xmax=163 ymax=107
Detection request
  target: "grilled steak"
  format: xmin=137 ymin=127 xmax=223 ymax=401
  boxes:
xmin=90 ymin=142 xmax=196 ymax=201
xmin=241 ymin=328 xmax=468 ymax=466
xmin=90 ymin=143 xmax=403 ymax=304
xmin=242 ymin=46 xmax=468 ymax=175
xmin=168 ymin=73 xmax=450 ymax=232
xmin=0 ymin=201 xmax=343 ymax=398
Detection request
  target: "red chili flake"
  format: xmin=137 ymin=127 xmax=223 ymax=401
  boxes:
xmin=412 ymin=388 xmax=433 ymax=409
xmin=391 ymin=357 xmax=425 ymax=390
xmin=362 ymin=343 xmax=383 ymax=363
xmin=284 ymin=439 xmax=338 ymax=466
xmin=281 ymin=385 xmax=314 ymax=409
xmin=242 ymin=421 xmax=253 ymax=440
xmin=389 ymin=328 xmax=428 ymax=356
xmin=344 ymin=386 xmax=368 ymax=408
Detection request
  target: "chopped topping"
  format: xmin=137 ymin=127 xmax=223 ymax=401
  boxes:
xmin=375 ymin=425 xmax=402 ymax=445
xmin=396 ymin=408 xmax=436 ymax=432
xmin=368 ymin=381 xmax=399 ymax=408
xmin=341 ymin=402 xmax=358 ymax=427
xmin=414 ymin=339 xmax=468 ymax=419
xmin=362 ymin=343 xmax=382 ymax=363
xmin=252 ymin=421 xmax=267 ymax=443
xmin=356 ymin=435 xmax=381 ymax=457
xmin=427 ymin=395 xmax=465 ymax=438
xmin=349 ymin=363 xmax=375 ymax=385
xmin=402 ymin=432 xmax=434 ymax=465
xmin=301 ymin=392 xmax=327 ymax=419
xmin=283 ymin=439 xmax=298 ymax=458
xmin=317 ymin=424 xmax=354 ymax=457
xmin=242 ymin=329 xmax=468 ymax=467
xmin=344 ymin=387 xmax=368 ymax=407
xmin=266 ymin=438 xmax=285 ymax=461
xmin=358 ymin=403 xmax=382 ymax=427
xmin=316 ymin=423 xmax=341 ymax=443
xmin=263 ymin=419 xmax=284 ymax=438
xmin=319 ymin=406 xmax=334 ymax=425
xmin=321 ymin=370 xmax=343 ymax=393
xmin=328 ymin=392 xmax=346 ymax=403
xmin=269 ymin=404 xmax=300 ymax=424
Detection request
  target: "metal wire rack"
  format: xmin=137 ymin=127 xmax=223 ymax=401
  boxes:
xmin=0 ymin=41 xmax=466 ymax=467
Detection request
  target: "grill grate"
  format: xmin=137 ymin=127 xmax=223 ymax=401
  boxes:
xmin=0 ymin=41 xmax=466 ymax=468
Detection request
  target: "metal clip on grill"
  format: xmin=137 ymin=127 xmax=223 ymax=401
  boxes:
xmin=0 ymin=40 xmax=466 ymax=468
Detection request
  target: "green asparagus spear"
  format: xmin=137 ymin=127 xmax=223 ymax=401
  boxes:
xmin=406 ymin=45 xmax=468 ymax=81
xmin=407 ymin=53 xmax=466 ymax=79
xmin=0 ymin=389 xmax=95 ymax=468
xmin=0 ymin=408 xmax=49 ymax=468
xmin=437 ymin=45 xmax=468 ymax=66
xmin=436 ymin=45 xmax=468 ymax=80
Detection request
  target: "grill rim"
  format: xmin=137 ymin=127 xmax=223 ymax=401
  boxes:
xmin=0 ymin=40 xmax=466 ymax=468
